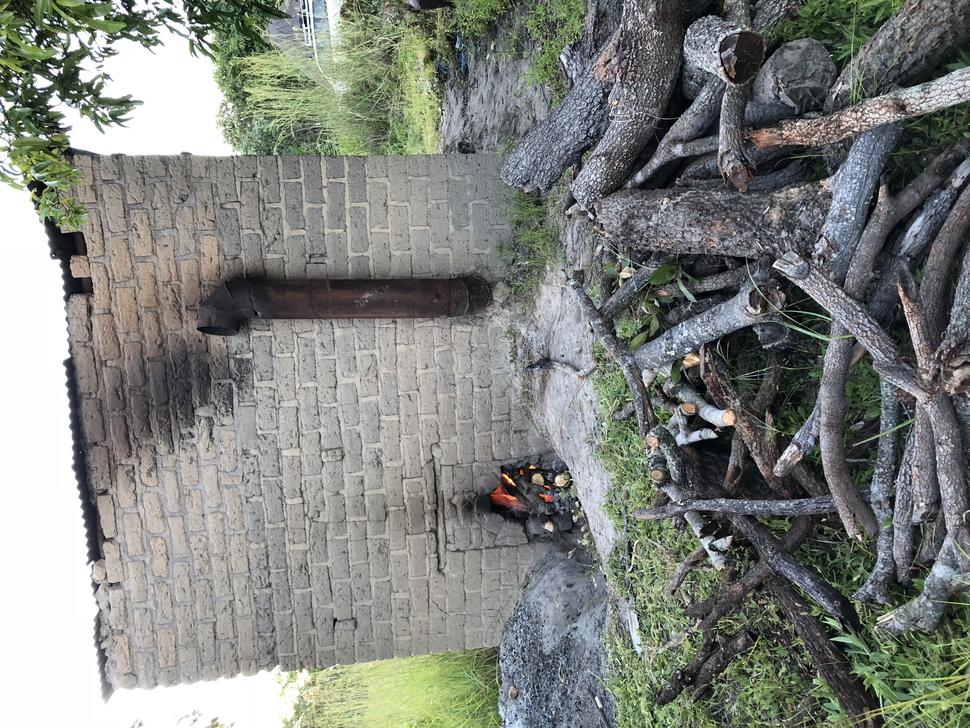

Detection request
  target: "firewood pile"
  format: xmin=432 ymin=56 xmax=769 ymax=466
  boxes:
xmin=502 ymin=0 xmax=970 ymax=723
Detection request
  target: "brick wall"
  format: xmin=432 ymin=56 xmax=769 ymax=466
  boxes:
xmin=65 ymin=152 xmax=550 ymax=691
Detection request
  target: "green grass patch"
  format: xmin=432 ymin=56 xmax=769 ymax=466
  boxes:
xmin=518 ymin=0 xmax=585 ymax=96
xmin=454 ymin=0 xmax=585 ymax=97
xmin=284 ymin=649 xmax=502 ymax=728
xmin=496 ymin=191 xmax=563 ymax=302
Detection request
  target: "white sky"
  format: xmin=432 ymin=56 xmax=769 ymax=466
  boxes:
xmin=0 ymin=33 xmax=295 ymax=728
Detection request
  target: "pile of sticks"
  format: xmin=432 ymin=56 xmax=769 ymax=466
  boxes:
xmin=509 ymin=0 xmax=970 ymax=723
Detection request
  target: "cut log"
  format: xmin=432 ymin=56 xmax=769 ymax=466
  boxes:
xmin=596 ymin=182 xmax=829 ymax=258
xmin=569 ymin=0 xmax=684 ymax=208
xmin=683 ymin=15 xmax=765 ymax=85
xmin=751 ymin=66 xmax=970 ymax=150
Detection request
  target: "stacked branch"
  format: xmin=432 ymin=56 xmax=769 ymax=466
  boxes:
xmin=517 ymin=0 xmax=970 ymax=719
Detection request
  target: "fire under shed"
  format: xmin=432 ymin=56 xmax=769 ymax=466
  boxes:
xmin=53 ymin=151 xmax=562 ymax=694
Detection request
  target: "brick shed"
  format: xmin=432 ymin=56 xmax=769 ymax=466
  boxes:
xmin=55 ymin=151 xmax=552 ymax=694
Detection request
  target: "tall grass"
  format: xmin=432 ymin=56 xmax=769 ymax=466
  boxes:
xmin=283 ymin=649 xmax=502 ymax=728
xmin=229 ymin=8 xmax=442 ymax=155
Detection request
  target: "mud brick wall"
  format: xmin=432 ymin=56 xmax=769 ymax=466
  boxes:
xmin=65 ymin=152 xmax=551 ymax=691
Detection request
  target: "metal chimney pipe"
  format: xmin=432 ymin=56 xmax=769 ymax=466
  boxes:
xmin=197 ymin=277 xmax=492 ymax=336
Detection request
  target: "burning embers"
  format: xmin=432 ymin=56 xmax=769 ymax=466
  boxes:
xmin=485 ymin=462 xmax=576 ymax=538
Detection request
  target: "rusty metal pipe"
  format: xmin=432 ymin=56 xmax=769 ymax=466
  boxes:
xmin=197 ymin=277 xmax=491 ymax=336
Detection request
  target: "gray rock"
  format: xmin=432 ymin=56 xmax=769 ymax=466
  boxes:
xmin=499 ymin=553 xmax=614 ymax=728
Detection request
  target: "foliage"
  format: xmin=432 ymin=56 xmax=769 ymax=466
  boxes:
xmin=217 ymin=3 xmax=443 ymax=155
xmin=283 ymin=649 xmax=501 ymax=728
xmin=0 ymin=0 xmax=283 ymax=226
xmin=496 ymin=191 xmax=562 ymax=302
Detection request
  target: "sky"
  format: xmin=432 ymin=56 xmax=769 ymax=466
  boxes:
xmin=0 ymin=32 xmax=295 ymax=728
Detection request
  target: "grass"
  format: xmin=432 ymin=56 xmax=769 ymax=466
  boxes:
xmin=283 ymin=649 xmax=502 ymax=728
xmin=591 ymin=350 xmax=970 ymax=726
xmin=496 ymin=191 xmax=563 ymax=302
xmin=454 ymin=0 xmax=585 ymax=96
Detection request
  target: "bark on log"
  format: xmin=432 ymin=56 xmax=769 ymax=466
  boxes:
xmin=751 ymin=66 xmax=970 ymax=150
xmin=774 ymin=254 xmax=928 ymax=402
xmin=719 ymin=84 xmax=755 ymax=190
xmin=827 ymin=0 xmax=970 ymax=113
xmin=728 ymin=512 xmax=861 ymax=628
xmin=634 ymin=495 xmax=836 ymax=520
xmin=853 ymin=381 xmax=900 ymax=604
xmin=570 ymin=0 xmax=684 ymax=208
xmin=816 ymin=122 xmax=903 ymax=281
xmin=568 ymin=271 xmax=654 ymax=438
xmin=599 ymin=254 xmax=671 ymax=321
xmin=922 ymin=183 xmax=970 ymax=343
xmin=766 ymin=579 xmax=880 ymax=724
xmin=596 ymin=182 xmax=829 ymax=258
xmin=892 ymin=431 xmax=917 ymax=585
xmin=500 ymin=32 xmax=619 ymax=194
xmin=626 ymin=80 xmax=724 ymax=188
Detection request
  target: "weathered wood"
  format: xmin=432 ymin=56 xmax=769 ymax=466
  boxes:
xmin=632 ymin=281 xmax=783 ymax=384
xmin=922 ymin=182 xmax=970 ymax=342
xmin=816 ymin=122 xmax=903 ymax=281
xmin=634 ymin=495 xmax=837 ymax=520
xmin=751 ymin=67 xmax=970 ymax=149
xmin=766 ymin=579 xmax=880 ymax=724
xmin=728 ymin=512 xmax=861 ymax=629
xmin=773 ymin=254 xmax=928 ymax=402
xmin=596 ymin=182 xmax=829 ymax=259
xmin=716 ymin=0 xmax=756 ymax=190
xmin=892 ymin=432 xmax=917 ymax=585
xmin=500 ymin=32 xmax=619 ymax=194
xmin=626 ymin=80 xmax=724 ymax=187
xmin=568 ymin=271 xmax=653 ymax=438
xmin=599 ymin=254 xmax=671 ymax=320
xmin=853 ymin=381 xmax=900 ymax=604
xmin=827 ymin=0 xmax=970 ymax=112
xmin=570 ymin=0 xmax=684 ymax=208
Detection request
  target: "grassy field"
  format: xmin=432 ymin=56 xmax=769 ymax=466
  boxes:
xmin=284 ymin=649 xmax=502 ymax=728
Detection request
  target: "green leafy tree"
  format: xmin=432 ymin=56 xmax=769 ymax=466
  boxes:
xmin=0 ymin=0 xmax=283 ymax=226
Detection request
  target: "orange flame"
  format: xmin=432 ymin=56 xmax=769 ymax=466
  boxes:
xmin=490 ymin=485 xmax=528 ymax=512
